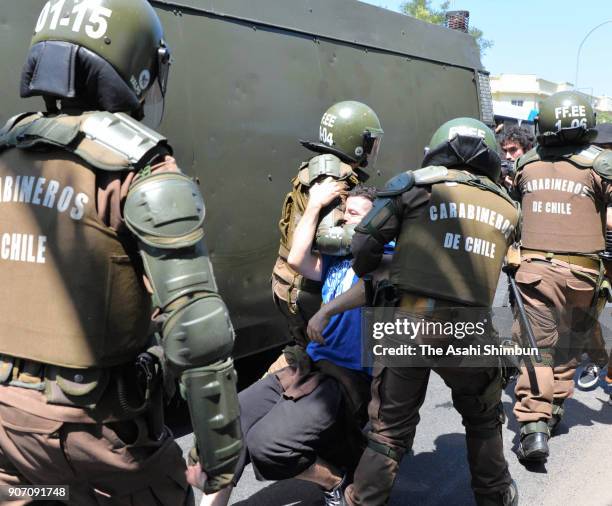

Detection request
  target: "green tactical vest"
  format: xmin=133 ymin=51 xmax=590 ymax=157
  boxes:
xmin=390 ymin=169 xmax=520 ymax=306
xmin=0 ymin=111 xmax=168 ymax=368
xmin=515 ymin=144 xmax=612 ymax=253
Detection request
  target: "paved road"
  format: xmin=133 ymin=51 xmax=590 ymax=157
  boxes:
xmin=179 ymin=277 xmax=612 ymax=506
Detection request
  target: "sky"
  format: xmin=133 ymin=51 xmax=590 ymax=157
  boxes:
xmin=359 ymin=0 xmax=612 ymax=98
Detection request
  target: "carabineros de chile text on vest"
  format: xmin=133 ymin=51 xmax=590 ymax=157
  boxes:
xmin=430 ymin=198 xmax=515 ymax=259
xmin=0 ymin=175 xmax=87 ymax=264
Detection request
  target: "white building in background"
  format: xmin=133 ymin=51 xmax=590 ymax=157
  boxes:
xmin=490 ymin=73 xmax=612 ymax=123
xmin=596 ymin=95 xmax=612 ymax=112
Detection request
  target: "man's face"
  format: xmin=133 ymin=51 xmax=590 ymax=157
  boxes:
xmin=344 ymin=196 xmax=373 ymax=225
xmin=501 ymin=141 xmax=524 ymax=161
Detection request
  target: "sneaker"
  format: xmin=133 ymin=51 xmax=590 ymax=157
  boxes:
xmin=577 ymin=364 xmax=600 ymax=390
xmin=323 ymin=475 xmax=348 ymax=506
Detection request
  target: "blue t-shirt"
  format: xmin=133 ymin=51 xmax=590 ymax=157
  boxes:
xmin=307 ymin=255 xmax=369 ymax=374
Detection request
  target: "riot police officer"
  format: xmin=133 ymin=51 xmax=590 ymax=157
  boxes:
xmin=511 ymin=91 xmax=612 ymax=461
xmin=272 ymin=100 xmax=383 ymax=349
xmin=343 ymin=118 xmax=520 ymax=506
xmin=0 ymin=0 xmax=241 ymax=503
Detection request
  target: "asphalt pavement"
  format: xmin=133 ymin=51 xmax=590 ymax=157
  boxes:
xmin=179 ymin=277 xmax=612 ymax=506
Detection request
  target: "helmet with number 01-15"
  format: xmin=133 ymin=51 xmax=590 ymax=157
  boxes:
xmin=21 ymin=0 xmax=170 ymax=126
xmin=536 ymin=91 xmax=596 ymax=146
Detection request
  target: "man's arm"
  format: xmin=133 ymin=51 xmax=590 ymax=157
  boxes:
xmin=307 ymin=279 xmax=365 ymax=344
xmin=307 ymin=256 xmax=392 ymax=343
xmin=287 ymin=178 xmax=346 ymax=281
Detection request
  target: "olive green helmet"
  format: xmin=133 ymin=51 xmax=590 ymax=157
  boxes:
xmin=536 ymin=91 xmax=596 ymax=146
xmin=23 ymin=0 xmax=170 ymax=124
xmin=302 ymin=101 xmax=383 ymax=167
xmin=428 ymin=117 xmax=497 ymax=152
xmin=424 ymin=117 xmax=501 ymax=181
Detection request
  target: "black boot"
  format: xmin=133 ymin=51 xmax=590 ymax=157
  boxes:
xmin=517 ymin=421 xmax=549 ymax=461
xmin=475 ymin=480 xmax=519 ymax=506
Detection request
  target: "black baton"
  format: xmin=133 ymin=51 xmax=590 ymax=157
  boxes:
xmin=505 ymin=267 xmax=541 ymax=396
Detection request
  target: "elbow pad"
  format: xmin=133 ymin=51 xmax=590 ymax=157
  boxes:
xmin=354 ymin=197 xmax=399 ymax=246
xmin=353 ymin=171 xmax=415 ymax=245
xmin=162 ymin=294 xmax=234 ymax=372
xmin=316 ymin=223 xmax=356 ymax=256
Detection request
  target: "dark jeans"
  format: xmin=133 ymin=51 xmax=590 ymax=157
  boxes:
xmin=232 ymin=373 xmax=342 ymax=484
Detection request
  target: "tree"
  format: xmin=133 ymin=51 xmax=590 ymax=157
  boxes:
xmin=401 ymin=0 xmax=493 ymax=55
xmin=597 ymin=111 xmax=612 ymax=124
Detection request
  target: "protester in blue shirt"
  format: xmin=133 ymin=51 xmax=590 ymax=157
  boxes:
xmin=200 ymin=182 xmax=379 ymax=506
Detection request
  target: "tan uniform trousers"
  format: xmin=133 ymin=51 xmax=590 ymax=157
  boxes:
xmin=512 ymin=258 xmax=601 ymax=423
xmin=344 ymin=365 xmax=510 ymax=506
xmin=0 ymin=387 xmax=192 ymax=506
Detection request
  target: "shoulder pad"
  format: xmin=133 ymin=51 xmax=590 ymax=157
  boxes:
xmin=0 ymin=113 xmax=75 ymax=151
xmin=568 ymin=145 xmax=602 ymax=168
xmin=377 ymin=166 xmax=449 ymax=197
xmin=0 ymin=112 xmax=39 ymax=137
xmin=378 ymin=171 xmax=415 ymax=197
xmin=413 ymin=165 xmax=449 ymax=185
xmin=308 ymin=153 xmax=342 ymax=183
xmin=292 ymin=161 xmax=309 ymax=187
xmin=298 ymin=154 xmax=355 ymax=186
xmin=0 ymin=111 xmax=171 ymax=172
xmin=515 ymin=147 xmax=540 ymax=171
xmin=0 ymin=112 xmax=40 ymax=150
xmin=593 ymin=148 xmax=612 ymax=181
xmin=77 ymin=112 xmax=172 ymax=171
xmin=124 ymin=171 xmax=205 ymax=249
